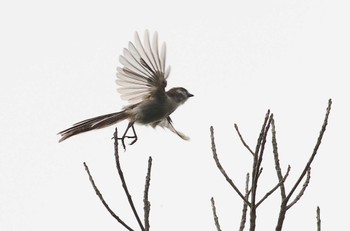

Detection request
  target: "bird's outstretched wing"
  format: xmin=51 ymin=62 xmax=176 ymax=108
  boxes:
xmin=116 ymin=30 xmax=171 ymax=105
xmin=154 ymin=116 xmax=190 ymax=140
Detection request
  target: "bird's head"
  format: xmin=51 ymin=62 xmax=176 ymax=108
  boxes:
xmin=167 ymin=87 xmax=194 ymax=105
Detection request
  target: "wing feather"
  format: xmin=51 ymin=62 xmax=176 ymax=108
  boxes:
xmin=160 ymin=42 xmax=166 ymax=73
xmin=134 ymin=31 xmax=157 ymax=74
xmin=144 ymin=30 xmax=160 ymax=71
xmin=152 ymin=32 xmax=162 ymax=72
xmin=119 ymin=56 xmax=151 ymax=79
xmin=165 ymin=66 xmax=171 ymax=79
xmin=126 ymin=43 xmax=155 ymax=78
xmin=117 ymin=67 xmax=149 ymax=84
xmin=122 ymin=49 xmax=153 ymax=78
xmin=116 ymin=31 xmax=169 ymax=104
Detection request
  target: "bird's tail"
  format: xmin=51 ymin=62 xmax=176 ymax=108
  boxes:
xmin=58 ymin=111 xmax=129 ymax=142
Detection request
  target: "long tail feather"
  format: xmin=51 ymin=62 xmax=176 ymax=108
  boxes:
xmin=58 ymin=111 xmax=128 ymax=142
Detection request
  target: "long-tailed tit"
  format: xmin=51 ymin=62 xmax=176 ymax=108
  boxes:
xmin=58 ymin=31 xmax=193 ymax=149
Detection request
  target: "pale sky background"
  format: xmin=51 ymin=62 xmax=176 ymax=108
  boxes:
xmin=1 ymin=0 xmax=349 ymax=230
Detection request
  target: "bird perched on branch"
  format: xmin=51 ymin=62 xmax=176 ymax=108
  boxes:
xmin=58 ymin=30 xmax=193 ymax=149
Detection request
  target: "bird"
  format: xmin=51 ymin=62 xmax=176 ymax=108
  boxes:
xmin=58 ymin=30 xmax=193 ymax=149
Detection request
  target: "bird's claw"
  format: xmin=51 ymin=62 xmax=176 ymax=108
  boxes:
xmin=117 ymin=135 xmax=137 ymax=151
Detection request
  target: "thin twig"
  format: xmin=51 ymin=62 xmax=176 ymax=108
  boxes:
xmin=275 ymin=99 xmax=332 ymax=231
xmin=285 ymin=99 xmax=332 ymax=201
xmin=113 ymin=129 xmax=145 ymax=231
xmin=144 ymin=157 xmax=152 ymax=231
xmin=251 ymin=110 xmax=271 ymax=198
xmin=210 ymin=126 xmax=251 ymax=207
xmin=286 ymin=168 xmax=311 ymax=210
xmin=257 ymin=167 xmax=263 ymax=180
xmin=250 ymin=111 xmax=272 ymax=231
xmin=256 ymin=165 xmax=290 ymax=207
xmin=234 ymin=124 xmax=254 ymax=156
xmin=239 ymin=173 xmax=250 ymax=231
xmin=253 ymin=110 xmax=271 ymax=157
xmin=316 ymin=206 xmax=321 ymax=231
xmin=256 ymin=114 xmax=274 ymax=180
xmin=83 ymin=162 xmax=134 ymax=231
xmin=271 ymin=118 xmax=287 ymax=199
xmin=211 ymin=197 xmax=222 ymax=231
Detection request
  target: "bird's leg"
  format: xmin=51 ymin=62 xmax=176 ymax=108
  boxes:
xmin=129 ymin=124 xmax=138 ymax=145
xmin=117 ymin=122 xmax=137 ymax=150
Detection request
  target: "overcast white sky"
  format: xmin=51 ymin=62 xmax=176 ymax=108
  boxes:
xmin=1 ymin=0 xmax=349 ymax=230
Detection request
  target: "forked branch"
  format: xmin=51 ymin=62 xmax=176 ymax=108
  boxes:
xmin=210 ymin=99 xmax=332 ymax=231
xmin=113 ymin=129 xmax=145 ymax=231
xmin=256 ymin=165 xmax=290 ymax=208
xmin=83 ymin=162 xmax=134 ymax=231
xmin=210 ymin=126 xmax=251 ymax=207
xmin=275 ymin=99 xmax=332 ymax=231
xmin=83 ymin=128 xmax=154 ymax=231
xmin=286 ymin=99 xmax=332 ymax=202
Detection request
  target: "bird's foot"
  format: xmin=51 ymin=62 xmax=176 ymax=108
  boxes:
xmin=117 ymin=135 xmax=137 ymax=151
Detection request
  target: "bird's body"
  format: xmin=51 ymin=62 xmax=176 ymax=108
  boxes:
xmin=130 ymin=92 xmax=173 ymax=124
xmin=58 ymin=31 xmax=193 ymax=147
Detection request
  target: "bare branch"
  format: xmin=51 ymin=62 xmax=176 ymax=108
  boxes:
xmin=316 ymin=206 xmax=321 ymax=231
xmin=113 ymin=128 xmax=145 ymax=231
xmin=253 ymin=110 xmax=271 ymax=157
xmin=251 ymin=110 xmax=271 ymax=195
xmin=234 ymin=124 xmax=254 ymax=156
xmin=239 ymin=173 xmax=250 ymax=231
xmin=285 ymin=99 xmax=332 ymax=201
xmin=271 ymin=118 xmax=287 ymax=199
xmin=211 ymin=197 xmax=222 ymax=231
xmin=286 ymin=168 xmax=311 ymax=210
xmin=275 ymin=99 xmax=332 ymax=231
xmin=256 ymin=114 xmax=273 ymax=179
xmin=83 ymin=162 xmax=134 ymax=231
xmin=250 ymin=111 xmax=272 ymax=231
xmin=256 ymin=165 xmax=291 ymax=208
xmin=210 ymin=126 xmax=251 ymax=207
xmin=257 ymin=167 xmax=263 ymax=180
xmin=144 ymin=157 xmax=152 ymax=231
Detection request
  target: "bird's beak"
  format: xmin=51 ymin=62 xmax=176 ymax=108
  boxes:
xmin=188 ymin=93 xmax=194 ymax=97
